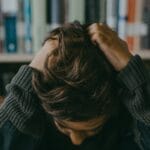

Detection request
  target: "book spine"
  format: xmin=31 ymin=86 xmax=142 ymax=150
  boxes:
xmin=0 ymin=0 xmax=3 ymax=53
xmin=0 ymin=0 xmax=2 ymax=25
xmin=117 ymin=0 xmax=128 ymax=39
xmin=24 ymin=0 xmax=32 ymax=53
xmin=133 ymin=0 xmax=144 ymax=52
xmin=126 ymin=0 xmax=136 ymax=51
xmin=1 ymin=0 xmax=18 ymax=53
xmin=140 ymin=0 xmax=150 ymax=50
xmin=17 ymin=0 xmax=25 ymax=54
xmin=51 ymin=0 xmax=66 ymax=27
xmin=85 ymin=0 xmax=100 ymax=23
xmin=0 ymin=25 xmax=3 ymax=53
xmin=99 ymin=0 xmax=107 ymax=23
xmin=32 ymin=0 xmax=46 ymax=53
xmin=106 ymin=0 xmax=118 ymax=30
xmin=67 ymin=0 xmax=85 ymax=23
xmin=46 ymin=0 xmax=51 ymax=24
xmin=4 ymin=15 xmax=17 ymax=53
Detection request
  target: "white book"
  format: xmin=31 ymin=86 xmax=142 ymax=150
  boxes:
xmin=31 ymin=0 xmax=47 ymax=53
xmin=106 ymin=0 xmax=118 ymax=30
xmin=118 ymin=0 xmax=128 ymax=39
xmin=67 ymin=0 xmax=85 ymax=23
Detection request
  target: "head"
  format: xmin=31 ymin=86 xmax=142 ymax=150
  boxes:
xmin=32 ymin=22 xmax=120 ymax=145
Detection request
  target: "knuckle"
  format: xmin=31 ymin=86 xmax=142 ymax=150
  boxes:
xmin=92 ymin=33 xmax=100 ymax=40
xmin=90 ymin=23 xmax=100 ymax=30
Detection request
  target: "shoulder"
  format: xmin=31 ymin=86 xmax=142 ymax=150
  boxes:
xmin=0 ymin=95 xmax=47 ymax=138
xmin=0 ymin=64 xmax=47 ymax=137
xmin=0 ymin=120 xmax=41 ymax=150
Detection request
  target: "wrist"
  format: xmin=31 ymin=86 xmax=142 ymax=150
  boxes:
xmin=117 ymin=54 xmax=132 ymax=71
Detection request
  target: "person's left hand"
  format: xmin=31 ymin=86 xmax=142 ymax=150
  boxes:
xmin=88 ymin=23 xmax=132 ymax=71
xmin=29 ymin=39 xmax=58 ymax=72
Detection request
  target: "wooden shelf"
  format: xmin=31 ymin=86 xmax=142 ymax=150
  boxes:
xmin=0 ymin=50 xmax=150 ymax=64
xmin=134 ymin=50 xmax=150 ymax=60
xmin=0 ymin=54 xmax=34 ymax=63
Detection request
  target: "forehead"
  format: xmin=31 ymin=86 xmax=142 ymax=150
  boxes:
xmin=55 ymin=116 xmax=107 ymax=130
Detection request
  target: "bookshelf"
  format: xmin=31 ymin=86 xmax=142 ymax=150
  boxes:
xmin=0 ymin=0 xmax=150 ymax=59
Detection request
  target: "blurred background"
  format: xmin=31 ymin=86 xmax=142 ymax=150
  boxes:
xmin=0 ymin=0 xmax=150 ymax=96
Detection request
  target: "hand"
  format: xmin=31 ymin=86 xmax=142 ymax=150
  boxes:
xmin=29 ymin=39 xmax=58 ymax=72
xmin=88 ymin=23 xmax=132 ymax=71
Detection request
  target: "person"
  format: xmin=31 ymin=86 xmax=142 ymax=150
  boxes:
xmin=0 ymin=22 xmax=150 ymax=150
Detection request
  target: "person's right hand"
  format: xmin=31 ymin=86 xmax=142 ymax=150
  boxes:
xmin=29 ymin=39 xmax=58 ymax=72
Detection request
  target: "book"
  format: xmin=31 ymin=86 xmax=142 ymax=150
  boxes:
xmin=17 ymin=0 xmax=25 ymax=54
xmin=133 ymin=0 xmax=144 ymax=52
xmin=106 ymin=0 xmax=118 ymax=30
xmin=50 ymin=0 xmax=66 ymax=28
xmin=4 ymin=15 xmax=17 ymax=53
xmin=99 ymin=0 xmax=107 ymax=23
xmin=0 ymin=0 xmax=2 ymax=25
xmin=0 ymin=0 xmax=3 ymax=53
xmin=24 ymin=0 xmax=32 ymax=53
xmin=1 ymin=0 xmax=18 ymax=53
xmin=32 ymin=0 xmax=47 ymax=53
xmin=140 ymin=0 xmax=150 ymax=50
xmin=46 ymin=0 xmax=51 ymax=24
xmin=117 ymin=0 xmax=128 ymax=39
xmin=67 ymin=0 xmax=85 ymax=23
xmin=85 ymin=0 xmax=100 ymax=23
xmin=126 ymin=0 xmax=136 ymax=51
xmin=0 ymin=29 xmax=2 ymax=53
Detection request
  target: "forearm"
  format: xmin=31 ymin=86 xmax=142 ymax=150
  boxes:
xmin=117 ymin=55 xmax=150 ymax=125
xmin=0 ymin=65 xmax=38 ymax=130
xmin=0 ymin=65 xmax=46 ymax=137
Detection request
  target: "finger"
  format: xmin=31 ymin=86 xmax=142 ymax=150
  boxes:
xmin=100 ymin=24 xmax=118 ymax=36
xmin=45 ymin=38 xmax=58 ymax=46
xmin=90 ymin=32 xmax=109 ymax=47
xmin=88 ymin=23 xmax=103 ymax=34
xmin=88 ymin=25 xmax=111 ymax=43
xmin=43 ymin=33 xmax=58 ymax=45
xmin=88 ymin=23 xmax=113 ymax=37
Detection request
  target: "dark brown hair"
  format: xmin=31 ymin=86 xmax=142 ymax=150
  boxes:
xmin=32 ymin=22 xmax=119 ymax=121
